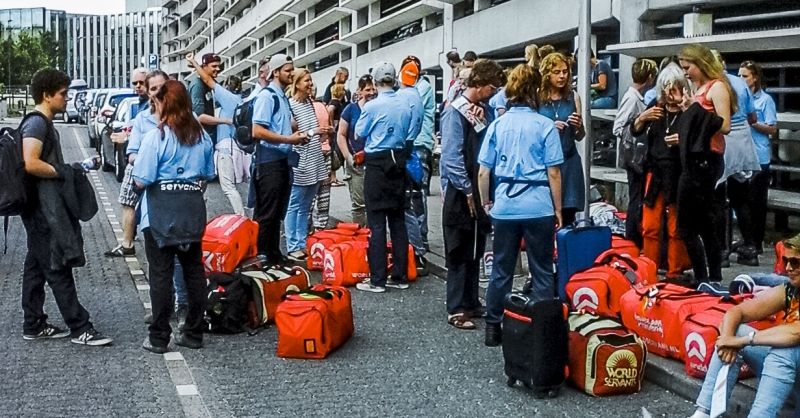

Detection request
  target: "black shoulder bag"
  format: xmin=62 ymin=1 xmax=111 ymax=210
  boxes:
xmin=146 ymin=179 xmax=206 ymax=248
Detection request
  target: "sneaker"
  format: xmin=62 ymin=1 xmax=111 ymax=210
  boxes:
xmin=104 ymin=244 xmax=135 ymax=257
xmin=386 ymin=280 xmax=410 ymax=290
xmin=356 ymin=281 xmax=386 ymax=293
xmin=485 ymin=322 xmax=502 ymax=347
xmin=23 ymin=323 xmax=70 ymax=340
xmin=174 ymin=333 xmax=202 ymax=349
xmin=697 ymin=281 xmax=729 ymax=296
xmin=175 ymin=304 xmax=188 ymax=331
xmin=287 ymin=250 xmax=308 ymax=262
xmin=142 ymin=338 xmax=173 ymax=354
xmin=70 ymin=328 xmax=113 ymax=346
xmin=686 ymin=410 xmax=710 ymax=418
xmin=144 ymin=313 xmax=153 ymax=324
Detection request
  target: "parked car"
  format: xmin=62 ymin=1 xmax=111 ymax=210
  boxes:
xmin=56 ymin=79 xmax=88 ymax=123
xmin=75 ymin=89 xmax=96 ymax=124
xmin=87 ymin=89 xmax=108 ymax=148
xmin=91 ymin=88 xmax=134 ymax=152
xmin=98 ymin=93 xmax=137 ymax=181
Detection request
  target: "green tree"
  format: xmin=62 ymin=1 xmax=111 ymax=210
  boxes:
xmin=0 ymin=27 xmax=68 ymax=87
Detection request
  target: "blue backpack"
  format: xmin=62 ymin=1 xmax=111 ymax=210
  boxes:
xmin=233 ymin=87 xmax=280 ymax=154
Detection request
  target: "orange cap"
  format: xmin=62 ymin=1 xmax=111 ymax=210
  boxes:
xmin=399 ymin=62 xmax=419 ymax=86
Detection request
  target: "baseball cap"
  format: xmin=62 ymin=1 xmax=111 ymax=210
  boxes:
xmin=267 ymin=54 xmax=293 ymax=78
xmin=201 ymin=53 xmax=221 ymax=66
xmin=371 ymin=61 xmax=396 ymax=83
xmin=399 ymin=62 xmax=419 ymax=86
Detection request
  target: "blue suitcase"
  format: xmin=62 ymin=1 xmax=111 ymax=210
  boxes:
xmin=555 ymin=220 xmax=611 ymax=299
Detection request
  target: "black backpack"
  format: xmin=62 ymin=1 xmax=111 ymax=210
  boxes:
xmin=0 ymin=112 xmax=49 ymax=253
xmin=205 ymin=272 xmax=250 ymax=334
xmin=233 ymin=86 xmax=280 ymax=154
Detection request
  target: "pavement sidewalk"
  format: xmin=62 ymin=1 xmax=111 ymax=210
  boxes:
xmin=324 ymin=173 xmax=791 ymax=417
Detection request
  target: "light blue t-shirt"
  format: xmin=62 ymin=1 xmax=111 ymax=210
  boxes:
xmin=397 ymin=86 xmax=423 ymax=141
xmin=489 ymin=88 xmax=507 ymax=119
xmin=355 ymin=90 xmax=413 ymax=153
xmin=132 ymin=126 xmax=215 ymax=231
xmin=213 ymin=84 xmax=242 ymax=143
xmin=727 ymin=73 xmax=755 ymax=125
xmin=414 ymin=78 xmax=435 ymax=150
xmin=478 ymin=106 xmax=564 ymax=220
xmin=751 ymin=89 xmax=778 ymax=165
xmin=126 ymin=110 xmax=159 ymax=156
xmin=253 ymin=81 xmax=292 ymax=162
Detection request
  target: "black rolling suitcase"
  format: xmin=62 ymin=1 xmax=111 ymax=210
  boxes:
xmin=502 ymin=292 xmax=569 ymax=398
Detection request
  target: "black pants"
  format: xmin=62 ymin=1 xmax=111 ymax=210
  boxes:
xmin=625 ymin=168 xmax=644 ymax=248
xmin=253 ymin=159 xmax=291 ymax=264
xmin=366 ymin=208 xmax=408 ymax=286
xmin=714 ymin=181 xmax=731 ymax=256
xmin=749 ymin=167 xmax=771 ymax=251
xmin=677 ymin=155 xmax=724 ymax=282
xmin=444 ymin=223 xmax=486 ymax=315
xmin=21 ymin=214 xmax=92 ymax=336
xmin=143 ymin=229 xmax=206 ymax=347
xmin=728 ymin=176 xmax=755 ymax=248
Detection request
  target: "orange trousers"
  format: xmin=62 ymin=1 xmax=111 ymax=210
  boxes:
xmin=642 ymin=192 xmax=691 ymax=278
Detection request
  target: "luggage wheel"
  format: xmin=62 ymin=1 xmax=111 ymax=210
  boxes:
xmin=506 ymin=376 xmax=516 ymax=387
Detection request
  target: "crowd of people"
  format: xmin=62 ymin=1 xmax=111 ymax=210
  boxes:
xmin=14 ymin=37 xmax=798 ymax=416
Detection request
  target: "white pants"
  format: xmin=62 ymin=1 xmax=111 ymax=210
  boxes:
xmin=216 ymin=152 xmax=245 ymax=215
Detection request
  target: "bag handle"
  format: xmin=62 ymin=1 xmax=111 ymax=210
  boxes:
xmin=595 ymin=251 xmax=638 ymax=272
xmin=634 ymin=283 xmax=705 ymax=300
xmin=283 ymin=288 xmax=334 ymax=301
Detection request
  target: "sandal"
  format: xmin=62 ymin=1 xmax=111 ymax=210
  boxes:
xmin=447 ymin=313 xmax=476 ymax=330
xmin=104 ymin=244 xmax=135 ymax=257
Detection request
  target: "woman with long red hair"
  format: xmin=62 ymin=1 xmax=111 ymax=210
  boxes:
xmin=132 ymin=80 xmax=215 ymax=354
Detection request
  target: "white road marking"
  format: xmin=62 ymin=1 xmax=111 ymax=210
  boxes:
xmin=69 ymin=127 xmax=212 ymax=418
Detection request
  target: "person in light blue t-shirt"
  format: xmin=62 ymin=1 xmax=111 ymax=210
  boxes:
xmin=132 ymin=80 xmax=215 ymax=354
xmin=187 ymin=53 xmax=248 ymax=216
xmin=477 ymin=64 xmax=563 ymax=347
xmin=353 ymin=61 xmax=414 ymax=294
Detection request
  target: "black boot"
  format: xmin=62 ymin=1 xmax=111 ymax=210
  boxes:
xmin=736 ymin=245 xmax=759 ymax=267
xmin=485 ymin=322 xmax=502 ymax=347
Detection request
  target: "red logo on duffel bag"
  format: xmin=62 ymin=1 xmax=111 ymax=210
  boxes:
xmin=311 ymin=242 xmax=325 ymax=265
xmin=685 ymin=332 xmax=707 ymax=364
xmin=572 ymin=288 xmax=600 ymax=311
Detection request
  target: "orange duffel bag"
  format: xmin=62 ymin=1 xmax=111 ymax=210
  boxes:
xmin=202 ymin=214 xmax=258 ymax=274
xmin=620 ymin=283 xmax=719 ymax=360
xmin=275 ymin=284 xmax=354 ymax=359
xmin=567 ymin=313 xmax=647 ymax=397
xmin=322 ymin=241 xmax=417 ymax=287
xmin=611 ymin=236 xmax=640 ymax=257
xmin=566 ymin=250 xmax=656 ymax=317
xmin=239 ymin=266 xmax=311 ymax=327
xmin=681 ymin=301 xmax=779 ymax=379
xmin=306 ymin=229 xmax=367 ymax=271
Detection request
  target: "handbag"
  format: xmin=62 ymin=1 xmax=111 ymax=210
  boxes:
xmin=406 ymin=150 xmax=424 ymax=185
xmin=146 ymin=180 xmax=207 ymax=248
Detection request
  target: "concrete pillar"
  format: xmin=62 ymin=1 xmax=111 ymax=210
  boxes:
xmin=368 ymin=1 xmax=380 ymax=52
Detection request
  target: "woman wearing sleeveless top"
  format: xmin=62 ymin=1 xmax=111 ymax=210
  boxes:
xmin=285 ymin=69 xmax=330 ymax=261
xmin=678 ymin=44 xmax=736 ymax=283
xmin=538 ymin=53 xmax=586 ymax=225
xmin=687 ymin=234 xmax=800 ymax=418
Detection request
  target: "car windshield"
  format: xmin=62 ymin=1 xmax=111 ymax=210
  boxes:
xmin=94 ymin=94 xmax=106 ymax=107
xmin=109 ymin=94 xmax=137 ymax=107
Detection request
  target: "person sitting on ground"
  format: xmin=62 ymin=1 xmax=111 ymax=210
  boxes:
xmin=478 ymin=64 xmax=563 ymax=346
xmin=687 ymin=234 xmax=800 ymax=418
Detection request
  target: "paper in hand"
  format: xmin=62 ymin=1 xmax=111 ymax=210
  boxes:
xmin=451 ymin=96 xmax=486 ymax=133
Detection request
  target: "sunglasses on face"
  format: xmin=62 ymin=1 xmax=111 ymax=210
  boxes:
xmin=783 ymin=256 xmax=800 ymax=269
xmin=132 ymin=80 xmax=145 ymax=86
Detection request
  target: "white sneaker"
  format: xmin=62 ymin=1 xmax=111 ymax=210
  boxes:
xmin=355 ymin=281 xmax=386 ymax=293
xmin=386 ymin=280 xmax=409 ymax=290
xmin=686 ymin=410 xmax=709 ymax=418
xmin=70 ymin=327 xmax=113 ymax=346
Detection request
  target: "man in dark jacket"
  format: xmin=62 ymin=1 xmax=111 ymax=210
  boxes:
xmin=440 ymin=59 xmax=505 ymax=329
xmin=19 ymin=68 xmax=112 ymax=346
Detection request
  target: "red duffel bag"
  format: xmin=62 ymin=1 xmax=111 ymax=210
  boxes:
xmin=323 ymin=241 xmax=417 ymax=287
xmin=566 ymin=250 xmax=656 ymax=317
xmin=275 ymin=284 xmax=354 ymax=359
xmin=620 ymin=283 xmax=720 ymax=360
xmin=306 ymin=229 xmax=367 ymax=271
xmin=202 ymin=214 xmax=258 ymax=274
xmin=239 ymin=266 xmax=311 ymax=327
xmin=611 ymin=236 xmax=640 ymax=258
xmin=568 ymin=313 xmax=647 ymax=397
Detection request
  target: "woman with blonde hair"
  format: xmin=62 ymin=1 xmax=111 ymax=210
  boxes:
xmin=478 ymin=64 xmax=563 ymax=346
xmin=284 ymin=68 xmax=331 ymax=261
xmin=524 ymin=44 xmax=539 ymax=68
xmin=538 ymin=52 xmax=586 ymax=225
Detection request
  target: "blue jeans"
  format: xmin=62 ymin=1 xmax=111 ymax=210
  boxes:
xmin=696 ymin=324 xmax=800 ymax=417
xmin=413 ymin=147 xmax=430 ymax=246
xmin=591 ymin=96 xmax=616 ymax=109
xmin=485 ymin=216 xmax=556 ymax=324
xmin=404 ymin=205 xmax=426 ymax=256
xmin=173 ymin=256 xmax=188 ymax=306
xmin=284 ymin=183 xmax=320 ymax=253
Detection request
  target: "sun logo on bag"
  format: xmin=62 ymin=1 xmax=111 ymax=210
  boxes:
xmin=684 ymin=332 xmax=707 ymax=363
xmin=604 ymin=350 xmax=638 ymax=387
xmin=571 ymin=288 xmax=599 ymax=312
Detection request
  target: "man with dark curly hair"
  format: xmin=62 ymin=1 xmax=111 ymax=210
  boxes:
xmin=19 ymin=68 xmax=112 ymax=346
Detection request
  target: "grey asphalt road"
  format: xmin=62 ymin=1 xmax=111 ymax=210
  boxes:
xmin=0 ymin=121 xmax=696 ymax=417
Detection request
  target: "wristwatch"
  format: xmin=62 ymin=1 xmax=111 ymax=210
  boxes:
xmin=747 ymin=330 xmax=756 ymax=346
